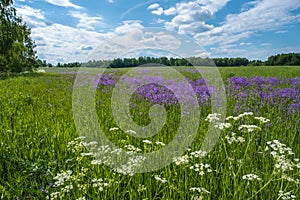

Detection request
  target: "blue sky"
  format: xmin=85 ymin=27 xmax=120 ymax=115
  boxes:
xmin=15 ymin=0 xmax=300 ymax=64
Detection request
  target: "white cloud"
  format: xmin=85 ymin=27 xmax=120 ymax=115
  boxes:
xmin=148 ymin=3 xmax=160 ymax=10
xmin=45 ymin=0 xmax=82 ymax=9
xmin=77 ymin=45 xmax=93 ymax=51
xmin=164 ymin=7 xmax=176 ymax=16
xmin=164 ymin=1 xmax=216 ymax=35
xmin=240 ymin=42 xmax=252 ymax=46
xmin=114 ymin=20 xmax=144 ymax=34
xmin=16 ymin=6 xmax=47 ymax=27
xmin=31 ymin=23 xmax=110 ymax=63
xmin=195 ymin=0 xmax=300 ymax=46
xmin=107 ymin=0 xmax=114 ymax=3
xmin=69 ymin=11 xmax=104 ymax=31
xmin=275 ymin=30 xmax=288 ymax=34
xmin=151 ymin=1 xmax=230 ymax=35
xmin=151 ymin=7 xmax=164 ymax=16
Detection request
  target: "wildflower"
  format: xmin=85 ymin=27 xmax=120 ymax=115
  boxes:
xmin=114 ymin=156 xmax=146 ymax=176
xmin=91 ymin=160 xmax=103 ymax=165
xmin=92 ymin=178 xmax=109 ymax=191
xmin=215 ymin=122 xmax=232 ymax=130
xmin=154 ymin=175 xmax=168 ymax=183
xmin=190 ymin=150 xmax=208 ymax=158
xmin=189 ymin=163 xmax=212 ymax=176
xmin=109 ymin=127 xmax=120 ymax=131
xmin=238 ymin=125 xmax=261 ymax=132
xmin=53 ymin=170 xmax=73 ymax=187
xmin=254 ymin=117 xmax=270 ymax=123
xmin=80 ymin=152 xmax=94 ymax=157
xmin=126 ymin=130 xmax=137 ymax=135
xmin=142 ymin=140 xmax=153 ymax=144
xmin=205 ymin=113 xmax=221 ymax=123
xmin=278 ymin=191 xmax=296 ymax=200
xmin=46 ymin=192 xmax=60 ymax=200
xmin=242 ymin=174 xmax=261 ymax=181
xmin=172 ymin=155 xmax=189 ymax=165
xmin=155 ymin=141 xmax=166 ymax=146
xmin=76 ymin=197 xmax=86 ymax=200
xmin=189 ymin=187 xmax=210 ymax=194
xmin=61 ymin=185 xmax=73 ymax=193
xmin=125 ymin=145 xmax=142 ymax=153
xmin=225 ymin=132 xmax=245 ymax=144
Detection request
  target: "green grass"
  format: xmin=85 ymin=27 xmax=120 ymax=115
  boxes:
xmin=0 ymin=66 xmax=299 ymax=199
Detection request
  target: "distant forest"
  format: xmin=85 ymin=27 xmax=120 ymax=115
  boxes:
xmin=39 ymin=53 xmax=300 ymax=68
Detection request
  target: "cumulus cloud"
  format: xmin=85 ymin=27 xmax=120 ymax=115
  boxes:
xmin=114 ymin=20 xmax=144 ymax=34
xmin=45 ymin=0 xmax=82 ymax=9
xmin=31 ymin=23 xmax=110 ymax=63
xmin=151 ymin=7 xmax=164 ymax=16
xmin=69 ymin=11 xmax=104 ymax=31
xmin=195 ymin=0 xmax=300 ymax=46
xmin=16 ymin=6 xmax=47 ymax=27
xmin=148 ymin=3 xmax=160 ymax=10
xmin=164 ymin=1 xmax=216 ymax=35
xmin=149 ymin=1 xmax=229 ymax=35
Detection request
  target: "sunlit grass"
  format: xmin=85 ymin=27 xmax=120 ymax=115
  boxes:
xmin=0 ymin=67 xmax=299 ymax=199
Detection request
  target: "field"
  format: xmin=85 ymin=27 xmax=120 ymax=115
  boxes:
xmin=0 ymin=66 xmax=299 ymax=199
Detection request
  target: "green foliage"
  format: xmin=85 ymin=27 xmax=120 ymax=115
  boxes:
xmin=78 ymin=53 xmax=300 ymax=69
xmin=266 ymin=53 xmax=300 ymax=66
xmin=0 ymin=0 xmax=38 ymax=73
xmin=0 ymin=68 xmax=299 ymax=199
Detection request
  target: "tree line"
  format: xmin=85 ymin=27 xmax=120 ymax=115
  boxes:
xmin=48 ymin=53 xmax=300 ymax=68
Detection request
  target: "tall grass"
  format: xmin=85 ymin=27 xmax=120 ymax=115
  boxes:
xmin=0 ymin=67 xmax=299 ymax=199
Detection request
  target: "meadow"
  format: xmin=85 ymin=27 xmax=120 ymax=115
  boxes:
xmin=0 ymin=66 xmax=299 ymax=199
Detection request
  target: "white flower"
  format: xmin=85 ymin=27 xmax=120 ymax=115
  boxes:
xmin=142 ymin=140 xmax=153 ymax=144
xmin=173 ymin=155 xmax=189 ymax=165
xmin=125 ymin=145 xmax=142 ymax=153
xmin=53 ymin=170 xmax=73 ymax=187
xmin=190 ymin=163 xmax=212 ymax=176
xmin=278 ymin=190 xmax=296 ymax=199
xmin=109 ymin=127 xmax=120 ymax=131
xmin=154 ymin=175 xmax=168 ymax=183
xmin=155 ymin=141 xmax=166 ymax=146
xmin=254 ymin=117 xmax=270 ymax=123
xmin=47 ymin=192 xmax=60 ymax=200
xmin=190 ymin=150 xmax=208 ymax=158
xmin=189 ymin=187 xmax=210 ymax=194
xmin=61 ymin=185 xmax=73 ymax=193
xmin=92 ymin=178 xmax=109 ymax=191
xmin=114 ymin=156 xmax=146 ymax=176
xmin=126 ymin=130 xmax=137 ymax=135
xmin=242 ymin=174 xmax=261 ymax=181
xmin=238 ymin=125 xmax=261 ymax=132
xmin=215 ymin=122 xmax=232 ymax=130
xmin=80 ymin=152 xmax=94 ymax=157
xmin=205 ymin=113 xmax=221 ymax=123
xmin=225 ymin=132 xmax=245 ymax=144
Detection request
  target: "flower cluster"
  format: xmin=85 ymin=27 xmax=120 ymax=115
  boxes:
xmin=114 ymin=156 xmax=146 ymax=176
xmin=172 ymin=155 xmax=189 ymax=166
xmin=242 ymin=174 xmax=261 ymax=181
xmin=154 ymin=175 xmax=168 ymax=183
xmin=278 ymin=191 xmax=296 ymax=200
xmin=189 ymin=187 xmax=210 ymax=194
xmin=225 ymin=132 xmax=245 ymax=144
xmin=189 ymin=163 xmax=212 ymax=176
xmin=265 ymin=140 xmax=300 ymax=172
xmin=92 ymin=178 xmax=109 ymax=191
